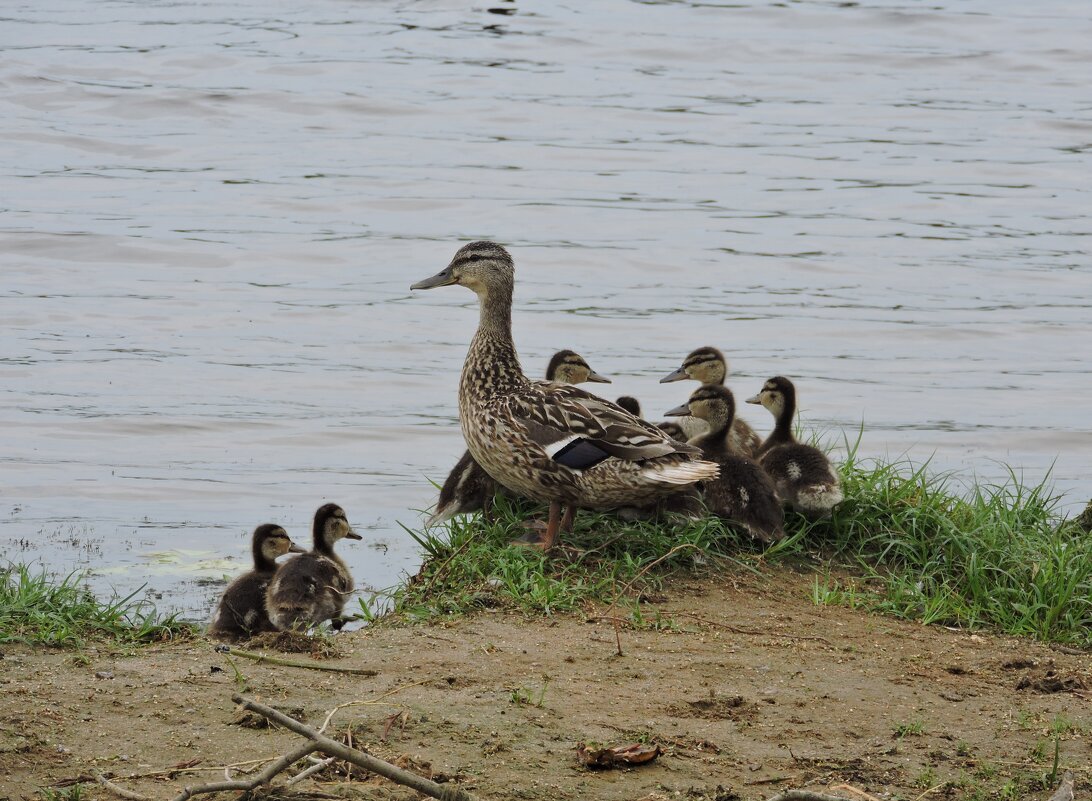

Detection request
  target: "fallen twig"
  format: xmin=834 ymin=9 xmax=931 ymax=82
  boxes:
xmin=94 ymin=772 xmax=152 ymax=801
xmin=676 ymin=611 xmax=834 ymax=645
xmin=232 ymin=693 xmax=478 ymax=801
xmin=766 ymin=791 xmax=861 ymax=801
xmin=172 ymin=741 xmax=318 ymax=801
xmin=221 ymin=646 xmax=378 ymax=675
xmin=285 ymin=755 xmax=337 ymax=786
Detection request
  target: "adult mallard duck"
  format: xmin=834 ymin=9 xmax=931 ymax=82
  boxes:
xmin=266 ymin=503 xmax=361 ymax=631
xmin=660 ymin=346 xmax=762 ymax=457
xmin=746 ymin=376 xmax=843 ymax=516
xmin=207 ymin=524 xmax=306 ymax=641
xmin=411 ymin=241 xmax=718 ymax=550
xmin=666 ymin=384 xmax=784 ymax=543
xmin=431 ymin=349 xmax=613 ymax=525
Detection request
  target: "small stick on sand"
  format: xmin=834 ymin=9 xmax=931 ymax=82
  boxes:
xmin=220 ymin=646 xmax=379 ymax=675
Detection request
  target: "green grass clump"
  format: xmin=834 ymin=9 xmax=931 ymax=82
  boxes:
xmin=800 ymin=434 xmax=1091 ymax=646
xmin=392 ymin=431 xmax=1090 ymax=647
xmin=0 ymin=563 xmax=195 ymax=648
xmin=390 ymin=493 xmax=773 ymax=623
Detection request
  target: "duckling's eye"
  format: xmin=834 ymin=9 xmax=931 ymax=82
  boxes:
xmin=466 ymin=254 xmax=483 ymax=262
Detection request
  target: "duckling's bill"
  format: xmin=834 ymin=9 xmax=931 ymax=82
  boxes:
xmin=664 ymin=401 xmax=691 ymax=417
xmin=288 ymin=542 xmax=307 ymax=553
xmin=659 ymin=365 xmax=689 ymax=383
xmin=744 ymin=394 xmax=761 ymax=405
xmin=585 ymin=370 xmax=611 ymax=384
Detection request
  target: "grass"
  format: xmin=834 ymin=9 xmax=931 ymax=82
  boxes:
xmin=0 ymin=563 xmax=195 ymax=648
xmin=387 ymin=430 xmax=1091 ymax=648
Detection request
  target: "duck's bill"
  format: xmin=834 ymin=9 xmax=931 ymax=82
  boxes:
xmin=586 ymin=370 xmax=612 ymax=384
xmin=663 ymin=402 xmax=690 ymax=417
xmin=744 ymin=394 xmax=761 ymax=405
xmin=659 ymin=366 xmax=688 ymax=383
xmin=410 ymin=268 xmax=456 ymax=290
xmin=288 ymin=543 xmax=307 ymax=554
xmin=345 ymin=530 xmax=363 ymax=541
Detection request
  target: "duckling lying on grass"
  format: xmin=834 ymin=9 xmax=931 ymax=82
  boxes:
xmin=266 ymin=503 xmax=361 ymax=631
xmin=208 ymin=524 xmax=305 ymax=642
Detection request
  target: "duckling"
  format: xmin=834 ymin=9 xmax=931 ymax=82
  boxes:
xmin=614 ymin=395 xmax=642 ymax=417
xmin=656 ymin=421 xmax=688 ymax=442
xmin=666 ymin=385 xmax=784 ymax=543
xmin=746 ymin=376 xmax=843 ymax=516
xmin=660 ymin=346 xmax=762 ymax=457
xmin=431 ymin=349 xmax=612 ymax=525
xmin=207 ymin=524 xmax=306 ymax=642
xmin=266 ymin=503 xmax=361 ymax=631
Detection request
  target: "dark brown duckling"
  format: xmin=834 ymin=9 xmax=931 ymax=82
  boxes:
xmin=266 ymin=503 xmax=361 ymax=631
xmin=746 ymin=376 xmax=843 ymax=516
xmin=666 ymin=384 xmax=784 ymax=543
xmin=615 ymin=396 xmax=642 ymax=417
xmin=430 ymin=350 xmax=611 ymax=525
xmin=660 ymin=346 xmax=762 ymax=457
xmin=207 ymin=524 xmax=305 ymax=641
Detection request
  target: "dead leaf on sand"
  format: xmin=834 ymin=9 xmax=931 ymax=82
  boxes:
xmin=576 ymin=741 xmax=662 ymax=769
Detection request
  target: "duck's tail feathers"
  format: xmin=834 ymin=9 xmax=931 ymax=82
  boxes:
xmin=643 ymin=459 xmax=719 ymax=485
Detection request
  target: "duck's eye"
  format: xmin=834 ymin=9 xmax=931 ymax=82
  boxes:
xmin=466 ymin=254 xmax=483 ymax=262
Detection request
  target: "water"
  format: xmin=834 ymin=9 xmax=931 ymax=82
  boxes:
xmin=2 ymin=0 xmax=1089 ymax=621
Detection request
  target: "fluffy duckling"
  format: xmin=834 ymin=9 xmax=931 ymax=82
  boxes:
xmin=667 ymin=385 xmax=784 ymax=543
xmin=266 ymin=503 xmax=361 ymax=631
xmin=208 ymin=524 xmax=306 ymax=642
xmin=431 ymin=350 xmax=611 ymax=525
xmin=746 ymin=376 xmax=843 ymax=516
xmin=614 ymin=396 xmax=642 ymax=417
xmin=660 ymin=346 xmax=762 ymax=457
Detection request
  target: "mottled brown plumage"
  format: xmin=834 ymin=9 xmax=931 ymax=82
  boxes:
xmin=431 ymin=349 xmax=612 ymax=525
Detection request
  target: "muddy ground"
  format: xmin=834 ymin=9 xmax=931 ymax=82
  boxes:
xmin=1 ymin=568 xmax=1088 ymax=801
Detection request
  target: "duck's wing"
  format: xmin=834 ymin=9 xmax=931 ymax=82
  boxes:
xmin=504 ymin=382 xmax=700 ymax=464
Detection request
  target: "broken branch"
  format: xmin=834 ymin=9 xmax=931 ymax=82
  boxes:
xmin=231 ymin=693 xmax=477 ymax=801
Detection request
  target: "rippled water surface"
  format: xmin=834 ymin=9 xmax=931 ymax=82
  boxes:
xmin=2 ymin=0 xmax=1089 ymax=620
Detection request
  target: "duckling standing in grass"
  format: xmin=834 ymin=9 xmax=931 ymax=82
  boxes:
xmin=667 ymin=384 xmax=784 ymax=543
xmin=746 ymin=376 xmax=843 ymax=516
xmin=660 ymin=346 xmax=762 ymax=457
xmin=266 ymin=503 xmax=361 ymax=631
xmin=431 ymin=349 xmax=612 ymax=525
xmin=208 ymin=524 xmax=306 ymax=642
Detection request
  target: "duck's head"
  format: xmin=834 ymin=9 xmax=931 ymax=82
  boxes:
xmin=665 ymin=383 xmax=734 ymax=427
xmin=746 ymin=375 xmax=794 ymax=418
xmin=546 ymin=349 xmax=611 ymax=385
xmin=312 ymin=503 xmax=362 ymax=549
xmin=410 ymin=241 xmax=514 ymax=299
xmin=615 ymin=395 xmax=641 ymax=417
xmin=659 ymin=346 xmax=727 ymax=385
xmin=253 ymin=523 xmax=306 ymax=563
